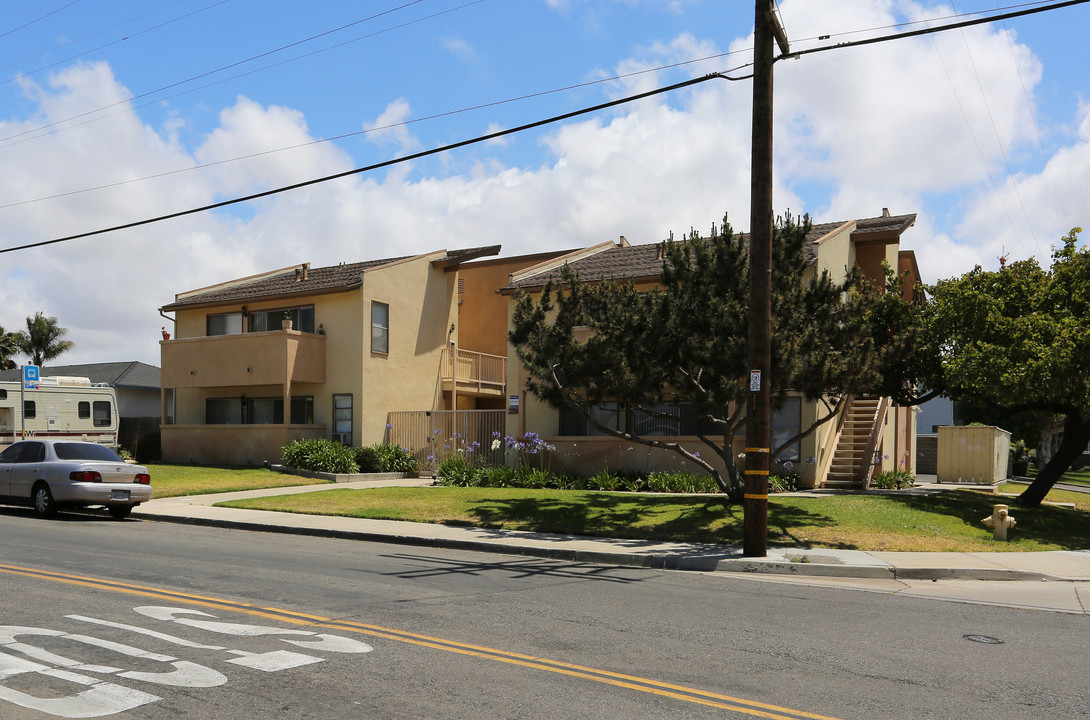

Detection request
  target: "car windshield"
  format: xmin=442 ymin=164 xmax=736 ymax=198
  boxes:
xmin=54 ymin=443 xmax=123 ymax=462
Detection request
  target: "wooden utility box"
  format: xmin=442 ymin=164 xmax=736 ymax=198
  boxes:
xmin=937 ymin=425 xmax=1011 ymax=484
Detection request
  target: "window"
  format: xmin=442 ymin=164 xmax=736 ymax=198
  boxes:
xmin=78 ymin=401 xmax=90 ymax=419
xmin=333 ymin=394 xmax=352 ymax=444
xmin=771 ymin=397 xmax=802 ymax=462
xmin=207 ymin=312 xmax=243 ymax=336
xmin=371 ymin=302 xmax=389 ymax=354
xmin=248 ymin=306 xmax=314 ymax=333
xmin=55 ymin=443 xmax=122 ymax=462
xmin=0 ymin=444 xmax=22 ymax=462
xmin=207 ymin=396 xmax=313 ymax=425
xmin=9 ymin=442 xmax=44 ymax=463
xmin=92 ymin=401 xmax=112 ymax=427
xmin=558 ymin=402 xmax=727 ymax=437
xmin=23 ymin=400 xmax=35 ymax=419
xmin=206 ymin=398 xmax=243 ymax=424
xmin=0 ymin=389 xmax=6 ymax=400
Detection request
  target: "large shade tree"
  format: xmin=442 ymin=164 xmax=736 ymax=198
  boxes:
xmin=927 ymin=228 xmax=1089 ymax=506
xmin=17 ymin=312 xmax=74 ymax=367
xmin=509 ymin=213 xmax=881 ymax=498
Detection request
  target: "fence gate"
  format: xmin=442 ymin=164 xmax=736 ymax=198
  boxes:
xmin=386 ymin=410 xmax=506 ymax=472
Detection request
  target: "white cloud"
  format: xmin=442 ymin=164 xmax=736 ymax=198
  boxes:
xmin=442 ymin=36 xmax=477 ymax=62
xmin=362 ymin=98 xmax=420 ymax=155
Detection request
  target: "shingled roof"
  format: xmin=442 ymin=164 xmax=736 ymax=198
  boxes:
xmin=0 ymin=361 xmax=160 ymax=390
xmin=159 ymin=246 xmax=501 ymax=311
xmin=501 ymin=213 xmax=915 ymax=291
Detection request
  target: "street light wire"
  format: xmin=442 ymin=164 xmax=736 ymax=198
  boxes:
xmin=0 ymin=70 xmax=739 ymax=255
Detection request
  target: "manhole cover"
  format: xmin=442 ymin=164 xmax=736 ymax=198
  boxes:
xmin=963 ymin=634 xmax=1004 ymax=644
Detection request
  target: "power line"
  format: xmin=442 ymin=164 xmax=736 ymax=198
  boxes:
xmin=993 ymin=1 xmax=1073 ymax=229
xmin=778 ymin=0 xmax=1090 ymax=61
xmin=0 ymin=0 xmax=192 ymax=74
xmin=0 ymin=1 xmax=233 ymax=88
xmin=0 ymin=49 xmax=750 ymax=210
xmin=0 ymin=70 xmax=741 ymax=255
xmin=786 ymin=1 xmax=1062 ymax=46
xmin=0 ymin=1 xmax=83 ymax=42
xmin=0 ymin=0 xmax=433 ymax=147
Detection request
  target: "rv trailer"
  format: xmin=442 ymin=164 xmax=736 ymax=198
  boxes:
xmin=0 ymin=377 xmax=119 ymax=449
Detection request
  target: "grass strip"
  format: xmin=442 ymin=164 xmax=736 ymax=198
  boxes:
xmin=147 ymin=464 xmax=329 ymax=498
xmin=217 ymin=485 xmax=1090 ymax=552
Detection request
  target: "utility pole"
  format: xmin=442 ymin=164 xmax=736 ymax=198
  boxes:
xmin=744 ymin=0 xmax=788 ymax=557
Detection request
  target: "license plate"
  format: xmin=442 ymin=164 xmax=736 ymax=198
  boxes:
xmin=110 ymin=490 xmax=130 ymax=501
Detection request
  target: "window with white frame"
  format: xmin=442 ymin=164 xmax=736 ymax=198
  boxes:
xmin=371 ymin=301 xmax=389 ymax=354
xmin=333 ymin=394 xmax=352 ymax=444
xmin=207 ymin=312 xmax=243 ymax=336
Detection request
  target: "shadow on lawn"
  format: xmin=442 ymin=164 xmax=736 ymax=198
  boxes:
xmin=466 ymin=494 xmax=837 ymax=546
xmin=879 ymin=490 xmax=1090 ymax=550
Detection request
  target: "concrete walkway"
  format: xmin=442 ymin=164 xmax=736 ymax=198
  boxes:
xmin=133 ymin=478 xmax=1090 ymax=615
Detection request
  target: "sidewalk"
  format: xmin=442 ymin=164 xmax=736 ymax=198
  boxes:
xmin=133 ymin=478 xmax=1090 ymax=614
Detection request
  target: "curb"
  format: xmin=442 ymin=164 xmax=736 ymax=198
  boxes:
xmin=131 ymin=510 xmax=1081 ymax=583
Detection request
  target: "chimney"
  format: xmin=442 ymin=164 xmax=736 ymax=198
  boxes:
xmin=882 ymin=208 xmax=890 ymax=217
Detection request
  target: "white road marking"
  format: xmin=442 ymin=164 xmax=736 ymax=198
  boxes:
xmin=67 ymin=614 xmax=227 ymax=650
xmin=225 ymin=649 xmax=326 ymax=671
xmin=0 ymin=650 xmax=160 ymax=718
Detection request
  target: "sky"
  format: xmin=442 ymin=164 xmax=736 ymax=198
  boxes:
xmin=0 ymin=0 xmax=1087 ymax=367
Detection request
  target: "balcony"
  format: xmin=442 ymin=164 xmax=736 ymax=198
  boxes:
xmin=440 ymin=348 xmax=506 ymax=397
xmin=161 ymin=330 xmax=325 ymax=389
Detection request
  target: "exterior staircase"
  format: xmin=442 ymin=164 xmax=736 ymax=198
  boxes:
xmin=823 ymin=397 xmax=887 ymax=489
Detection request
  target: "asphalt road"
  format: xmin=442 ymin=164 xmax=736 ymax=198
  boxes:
xmin=1 ymin=508 xmax=1087 ymax=719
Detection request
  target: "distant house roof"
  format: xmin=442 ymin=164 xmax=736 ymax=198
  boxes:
xmin=0 ymin=361 xmax=160 ymax=390
xmin=160 ymin=246 xmax=502 ymax=311
xmin=501 ymin=213 xmax=916 ymax=292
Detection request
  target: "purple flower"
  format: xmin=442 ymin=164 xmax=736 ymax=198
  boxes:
xmin=386 ymin=423 xmax=393 ymax=430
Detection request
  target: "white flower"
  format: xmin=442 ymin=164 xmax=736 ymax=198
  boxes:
xmin=491 ymin=439 xmax=501 ymax=451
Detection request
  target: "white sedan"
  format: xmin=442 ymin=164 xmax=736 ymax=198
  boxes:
xmin=0 ymin=439 xmax=153 ymax=519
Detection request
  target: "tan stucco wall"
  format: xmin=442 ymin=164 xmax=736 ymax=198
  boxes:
xmin=358 ymin=253 xmax=454 ymax=446
xmin=813 ymin=223 xmax=854 ymax=285
xmin=162 ymin=252 xmax=464 ymax=463
xmin=458 ymin=252 xmax=568 ymax=357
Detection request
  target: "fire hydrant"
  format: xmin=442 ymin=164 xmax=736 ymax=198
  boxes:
xmin=982 ymin=504 xmax=1016 ymax=541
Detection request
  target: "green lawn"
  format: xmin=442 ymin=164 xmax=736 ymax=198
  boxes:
xmin=217 ymin=484 xmax=1090 ymax=552
xmin=1028 ymin=464 xmax=1090 ymax=488
xmin=147 ymin=464 xmax=329 ymax=498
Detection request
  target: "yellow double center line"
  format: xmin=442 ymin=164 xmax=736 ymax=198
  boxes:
xmin=0 ymin=562 xmax=840 ymax=720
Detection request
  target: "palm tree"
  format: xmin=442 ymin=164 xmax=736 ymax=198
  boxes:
xmin=17 ymin=312 xmax=74 ymax=367
xmin=0 ymin=325 xmax=19 ymax=370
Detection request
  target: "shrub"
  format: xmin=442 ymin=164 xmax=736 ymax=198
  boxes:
xmin=436 ymin=456 xmax=477 ymax=486
xmin=871 ymin=469 xmax=916 ymax=489
xmin=477 ymin=465 xmax=517 ymax=487
xmin=355 ymin=445 xmax=381 ymax=473
xmin=516 ymin=466 xmax=553 ymax=489
xmin=282 ymin=439 xmax=358 ymax=474
xmin=769 ymin=474 xmax=800 ymax=493
xmin=645 ymin=471 xmax=719 ymax=493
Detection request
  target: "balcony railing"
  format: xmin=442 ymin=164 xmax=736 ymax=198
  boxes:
xmin=441 ymin=348 xmax=506 ymax=396
xmin=160 ymin=329 xmax=325 ymax=389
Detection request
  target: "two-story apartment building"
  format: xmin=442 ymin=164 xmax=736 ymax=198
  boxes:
xmin=498 ymin=211 xmax=925 ymax=489
xmin=158 ymin=246 xmax=570 ymax=466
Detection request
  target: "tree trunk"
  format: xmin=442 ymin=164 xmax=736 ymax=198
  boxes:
xmin=1016 ymin=413 xmax=1090 ymax=507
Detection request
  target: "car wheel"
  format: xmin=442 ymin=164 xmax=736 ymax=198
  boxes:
xmin=32 ymin=483 xmax=58 ymax=518
xmin=108 ymin=505 xmax=133 ymax=520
